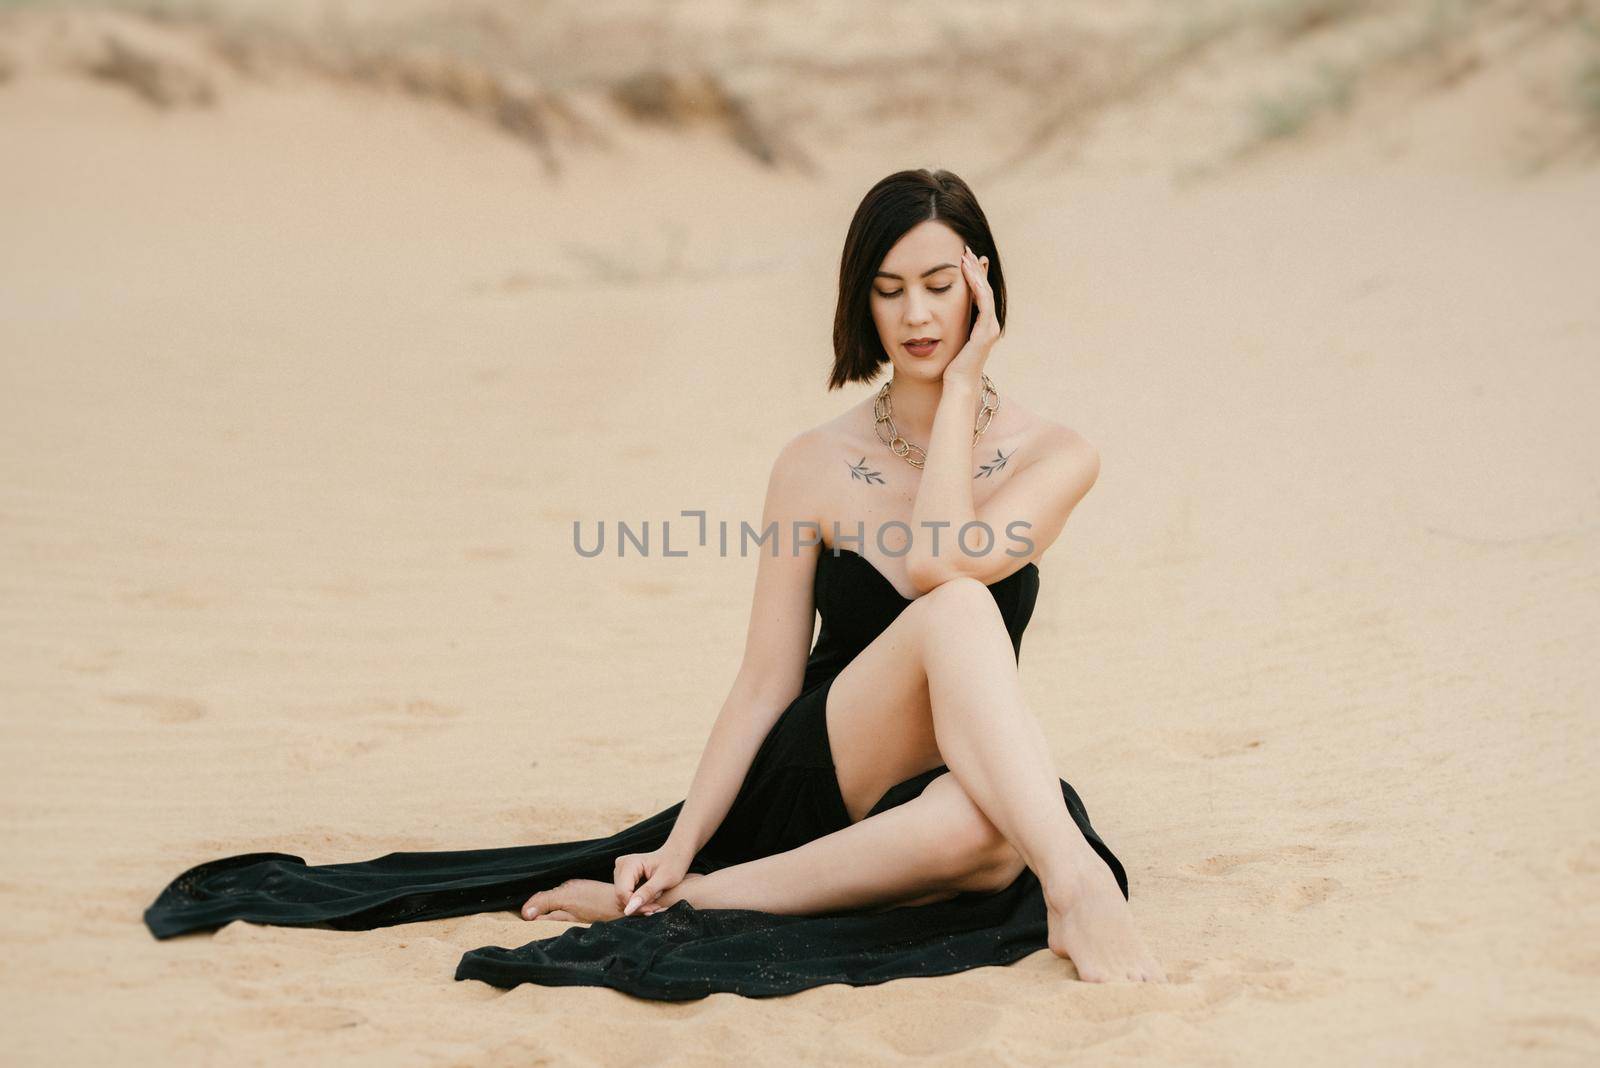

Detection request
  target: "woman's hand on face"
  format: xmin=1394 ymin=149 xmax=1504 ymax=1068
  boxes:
xmin=941 ymin=243 xmax=999 ymax=388
xmin=613 ymin=846 xmax=691 ymax=917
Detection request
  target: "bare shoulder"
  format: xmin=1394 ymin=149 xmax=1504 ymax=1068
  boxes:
xmin=1039 ymin=420 xmax=1099 ymax=477
xmin=776 ymin=407 xmax=868 ymax=484
xmin=761 ymin=424 xmax=834 ymax=526
xmin=770 ymin=423 xmax=833 ymax=481
xmin=1002 ymin=399 xmax=1099 ymax=479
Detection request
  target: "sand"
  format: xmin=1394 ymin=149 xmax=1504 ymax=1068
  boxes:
xmin=2 ymin=2 xmax=1598 ymax=1064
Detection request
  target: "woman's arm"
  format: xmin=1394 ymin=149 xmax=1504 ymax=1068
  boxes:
xmin=905 ymin=375 xmax=987 ymax=585
xmin=661 ymin=677 xmax=799 ymax=861
xmin=905 ymin=245 xmax=1098 ymax=593
xmin=906 ymin=380 xmax=1098 ymax=594
xmin=662 ymin=432 xmax=821 ymax=860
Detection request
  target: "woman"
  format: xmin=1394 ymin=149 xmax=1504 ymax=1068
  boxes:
xmin=145 ymin=168 xmax=1165 ymax=995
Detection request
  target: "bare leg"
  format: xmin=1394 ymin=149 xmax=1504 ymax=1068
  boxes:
xmin=825 ymin=577 xmax=1165 ymax=982
xmin=650 ymin=771 xmax=1018 ymax=916
xmin=917 ymin=580 xmax=1164 ymax=982
xmin=530 ymin=583 xmax=1164 ymax=978
xmin=912 ymin=584 xmax=1098 ymax=884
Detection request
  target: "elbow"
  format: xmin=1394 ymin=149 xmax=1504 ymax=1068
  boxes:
xmin=732 ymin=664 xmax=802 ymax=712
xmin=905 ymin=561 xmax=938 ymax=597
xmin=905 ymin=552 xmax=964 ymax=596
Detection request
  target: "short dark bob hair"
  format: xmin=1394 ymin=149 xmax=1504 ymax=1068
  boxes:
xmin=829 ymin=168 xmax=1007 ymax=391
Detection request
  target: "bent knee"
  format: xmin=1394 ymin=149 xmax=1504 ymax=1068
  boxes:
xmin=957 ymin=850 xmax=1027 ymax=894
xmin=913 ymin=575 xmax=997 ymax=624
xmin=954 ymin=812 xmax=1027 ymax=893
xmin=923 ymin=574 xmax=989 ymax=599
xmin=922 ymin=775 xmax=1018 ymax=883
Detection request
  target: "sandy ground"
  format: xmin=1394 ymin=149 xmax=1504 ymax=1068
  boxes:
xmin=2 ymin=2 xmax=1598 ymax=1064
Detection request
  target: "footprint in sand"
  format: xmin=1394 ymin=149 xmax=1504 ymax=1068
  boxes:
xmin=1506 ymin=1013 xmax=1600 ymax=1055
xmin=1173 ymin=956 xmax=1332 ymax=1003
xmin=1550 ymin=943 xmax=1600 ymax=979
xmin=1184 ymin=844 xmax=1331 ymax=876
xmin=288 ymin=734 xmax=386 ymax=770
xmin=1563 ymin=839 xmax=1600 ymax=875
xmin=61 ymin=647 xmax=123 ymax=676
xmin=1183 ymin=846 xmax=1341 ymax=911
xmin=236 ymin=1003 xmax=369 ymax=1032
xmin=105 ymin=691 xmax=207 ymax=723
xmin=1184 ymin=844 xmax=1327 ymax=877
xmin=352 ymin=696 xmax=465 ymax=729
xmin=1276 ymin=876 xmax=1342 ymax=911
xmin=288 ymin=697 xmax=464 ymax=768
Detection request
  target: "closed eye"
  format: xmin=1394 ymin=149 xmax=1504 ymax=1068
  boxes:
xmin=876 ymin=284 xmax=953 ymax=298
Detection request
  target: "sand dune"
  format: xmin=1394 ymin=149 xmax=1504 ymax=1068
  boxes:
xmin=2 ymin=1 xmax=1598 ymax=1064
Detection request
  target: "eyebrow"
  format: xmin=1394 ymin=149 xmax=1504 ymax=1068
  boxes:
xmin=875 ymin=263 xmax=958 ymax=281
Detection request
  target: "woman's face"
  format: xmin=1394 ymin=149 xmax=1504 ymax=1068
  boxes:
xmin=869 ymin=219 xmax=986 ymax=381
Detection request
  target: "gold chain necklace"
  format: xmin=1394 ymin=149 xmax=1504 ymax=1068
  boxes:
xmin=873 ymin=373 xmax=999 ymax=469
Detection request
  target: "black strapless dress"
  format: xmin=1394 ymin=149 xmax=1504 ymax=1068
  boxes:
xmin=144 ymin=546 xmax=1129 ymax=1000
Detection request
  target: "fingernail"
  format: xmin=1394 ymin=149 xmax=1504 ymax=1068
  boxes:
xmin=624 ymin=895 xmax=640 ymax=915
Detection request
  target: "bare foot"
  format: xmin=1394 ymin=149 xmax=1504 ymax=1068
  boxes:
xmin=521 ymin=875 xmax=705 ymax=922
xmin=1045 ymin=863 xmax=1167 ymax=983
xmin=521 ymin=879 xmax=633 ymax=923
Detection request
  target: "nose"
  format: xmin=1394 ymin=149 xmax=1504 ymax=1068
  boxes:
xmin=904 ymin=292 xmax=933 ymax=327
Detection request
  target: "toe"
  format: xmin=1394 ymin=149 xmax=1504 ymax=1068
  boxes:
xmin=522 ymin=890 xmax=558 ymax=919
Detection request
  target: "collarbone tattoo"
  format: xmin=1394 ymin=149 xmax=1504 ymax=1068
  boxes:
xmin=847 ymin=455 xmax=885 ymax=485
xmin=975 ymin=447 xmax=1014 ymax=479
xmin=845 ymin=447 xmax=1017 ymax=485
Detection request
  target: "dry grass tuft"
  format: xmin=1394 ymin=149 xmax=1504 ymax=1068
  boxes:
xmin=610 ymin=68 xmax=788 ymax=166
xmin=3 ymin=0 xmax=1598 ymax=176
xmin=84 ymin=31 xmax=214 ymax=107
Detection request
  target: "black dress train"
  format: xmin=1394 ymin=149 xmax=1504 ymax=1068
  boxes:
xmin=144 ymin=546 xmax=1129 ymax=1000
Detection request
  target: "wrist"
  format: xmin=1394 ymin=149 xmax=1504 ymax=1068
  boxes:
xmin=940 ymin=372 xmax=982 ymax=396
xmin=662 ymin=832 xmax=698 ymax=862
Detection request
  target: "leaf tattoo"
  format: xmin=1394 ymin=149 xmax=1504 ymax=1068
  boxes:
xmin=848 ymin=455 xmax=885 ymax=485
xmin=975 ymin=448 xmax=1013 ymax=479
